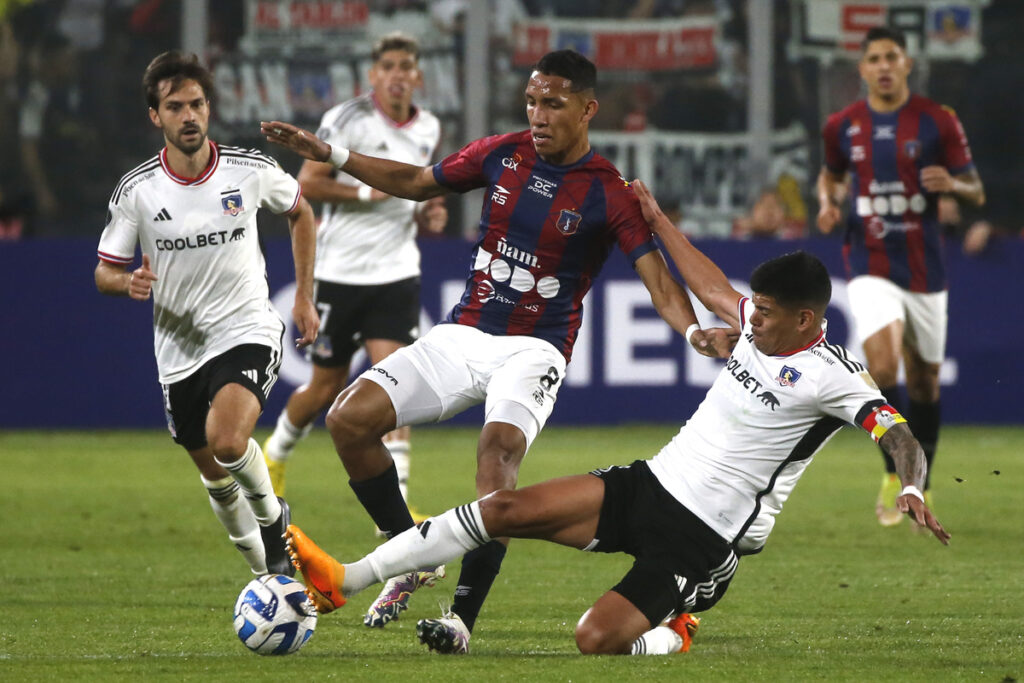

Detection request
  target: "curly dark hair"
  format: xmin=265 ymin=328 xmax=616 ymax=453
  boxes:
xmin=142 ymin=51 xmax=215 ymax=110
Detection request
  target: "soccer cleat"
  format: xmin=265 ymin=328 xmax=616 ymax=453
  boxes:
xmin=875 ymin=473 xmax=904 ymax=527
xmin=262 ymin=438 xmax=287 ymax=497
xmin=374 ymin=506 xmax=432 ymax=538
xmin=666 ymin=613 xmax=700 ymax=653
xmin=363 ymin=566 xmax=446 ymax=628
xmin=285 ymin=524 xmax=347 ymax=613
xmin=260 ymin=496 xmax=295 ymax=577
xmin=416 ymin=611 xmax=470 ymax=654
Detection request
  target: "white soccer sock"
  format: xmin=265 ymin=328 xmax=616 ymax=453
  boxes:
xmin=343 ymin=501 xmax=490 ymax=597
xmin=385 ymin=440 xmax=411 ymax=501
xmin=200 ymin=474 xmax=267 ymax=574
xmin=630 ymin=626 xmax=684 ymax=655
xmin=217 ymin=438 xmax=281 ymax=525
xmin=266 ymin=411 xmax=312 ymax=463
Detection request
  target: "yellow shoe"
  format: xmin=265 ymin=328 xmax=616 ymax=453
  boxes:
xmin=875 ymin=473 xmax=903 ymax=527
xmin=667 ymin=613 xmax=700 ymax=653
xmin=284 ymin=524 xmax=346 ymax=613
xmin=263 ymin=437 xmax=287 ymax=497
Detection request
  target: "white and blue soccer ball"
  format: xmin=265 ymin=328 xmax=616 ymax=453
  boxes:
xmin=233 ymin=574 xmax=317 ymax=655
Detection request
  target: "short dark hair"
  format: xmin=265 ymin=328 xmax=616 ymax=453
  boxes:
xmin=534 ymin=49 xmax=597 ymax=93
xmin=861 ymin=26 xmax=907 ymax=52
xmin=749 ymin=251 xmax=832 ymax=312
xmin=372 ymin=31 xmax=420 ymax=62
xmin=142 ymin=51 xmax=215 ymax=110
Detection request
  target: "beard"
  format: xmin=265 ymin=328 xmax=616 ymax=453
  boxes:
xmin=171 ymin=127 xmax=207 ymax=155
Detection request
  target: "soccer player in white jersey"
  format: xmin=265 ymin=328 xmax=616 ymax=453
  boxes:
xmin=94 ymin=52 xmax=319 ymax=577
xmin=264 ymin=33 xmax=447 ymax=528
xmin=280 ymin=179 xmax=948 ymax=656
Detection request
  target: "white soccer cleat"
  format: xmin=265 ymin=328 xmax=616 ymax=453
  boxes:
xmin=416 ymin=610 xmax=470 ymax=654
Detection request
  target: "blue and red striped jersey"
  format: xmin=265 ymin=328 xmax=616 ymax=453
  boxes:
xmin=432 ymin=130 xmax=657 ymax=361
xmin=822 ymin=94 xmax=974 ymax=292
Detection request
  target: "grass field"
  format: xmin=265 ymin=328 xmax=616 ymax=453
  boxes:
xmin=1 ymin=425 xmax=1022 ymax=681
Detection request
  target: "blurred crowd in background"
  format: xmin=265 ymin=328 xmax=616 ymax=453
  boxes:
xmin=1 ymin=0 xmax=1021 ymax=251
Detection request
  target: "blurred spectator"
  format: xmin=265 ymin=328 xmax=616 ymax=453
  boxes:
xmin=1 ymin=18 xmax=29 ymax=240
xmin=18 ymin=32 xmax=108 ymax=236
xmin=731 ymin=186 xmax=806 ymax=240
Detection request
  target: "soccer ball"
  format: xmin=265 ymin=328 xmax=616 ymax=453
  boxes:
xmin=233 ymin=574 xmax=317 ymax=655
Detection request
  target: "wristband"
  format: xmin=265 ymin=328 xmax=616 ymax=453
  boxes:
xmin=328 ymin=144 xmax=350 ymax=169
xmin=357 ymin=185 xmax=373 ymax=202
xmin=685 ymin=323 xmax=700 ymax=345
xmin=900 ymin=485 xmax=924 ymax=503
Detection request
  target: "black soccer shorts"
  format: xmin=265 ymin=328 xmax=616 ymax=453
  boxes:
xmin=161 ymin=343 xmax=281 ymax=450
xmin=308 ymin=277 xmax=420 ymax=367
xmin=589 ymin=460 xmax=738 ymax=625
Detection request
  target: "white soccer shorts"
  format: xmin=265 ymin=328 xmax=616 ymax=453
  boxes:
xmin=358 ymin=323 xmax=567 ymax=450
xmin=846 ymin=275 xmax=948 ymax=364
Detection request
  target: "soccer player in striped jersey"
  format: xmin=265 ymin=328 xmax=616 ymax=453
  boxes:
xmin=261 ymin=49 xmax=736 ymax=653
xmin=94 ymin=52 xmax=319 ymax=577
xmin=815 ymin=26 xmax=985 ymax=527
xmin=283 ymin=182 xmax=948 ymax=656
xmin=263 ymin=33 xmax=447 ymax=543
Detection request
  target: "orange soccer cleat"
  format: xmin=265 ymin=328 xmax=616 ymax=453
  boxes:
xmin=666 ymin=613 xmax=701 ymax=653
xmin=285 ymin=524 xmax=347 ymax=613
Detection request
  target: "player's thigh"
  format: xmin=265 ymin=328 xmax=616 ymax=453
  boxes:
xmin=576 ymin=589 xmax=653 ymax=654
xmin=483 ymin=340 xmax=566 ymax=450
xmin=359 ymin=276 xmax=421 ymax=348
xmin=162 ymin=373 xmax=209 ymax=451
xmin=902 ymin=289 xmax=947 ymax=365
xmin=847 ymin=275 xmax=906 ymax=347
xmin=205 ymin=344 xmax=279 ymax=448
xmin=481 ymin=474 xmax=604 ymax=547
xmin=357 ymin=325 xmax=483 ymax=428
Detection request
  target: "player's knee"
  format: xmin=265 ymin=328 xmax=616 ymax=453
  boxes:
xmin=478 ymin=489 xmax=523 ymax=532
xmin=325 ymin=386 xmax=389 ymax=446
xmin=574 ymin=619 xmax=625 ymax=655
xmin=870 ymin=363 xmax=900 ymax=388
xmin=206 ymin=431 xmax=248 ymax=461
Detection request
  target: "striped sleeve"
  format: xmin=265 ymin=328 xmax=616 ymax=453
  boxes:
xmin=97 ymin=196 xmax=138 ymax=265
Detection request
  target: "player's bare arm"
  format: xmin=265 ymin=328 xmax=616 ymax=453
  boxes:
xmin=261 ymin=120 xmax=445 ymax=202
xmin=632 ymin=179 xmax=742 ymax=330
xmin=95 ymin=254 xmax=157 ymax=301
xmin=297 ymin=159 xmax=389 ymax=204
xmin=920 ymin=166 xmax=986 ymax=207
xmin=634 ymin=251 xmax=736 ymax=359
xmin=878 ymin=423 xmax=951 ymax=544
xmin=815 ymin=168 xmax=848 ymax=234
xmin=287 ymin=197 xmax=319 ymax=349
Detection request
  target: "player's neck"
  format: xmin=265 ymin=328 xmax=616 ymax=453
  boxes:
xmin=538 ymin=136 xmax=591 ymax=167
xmin=374 ymin=93 xmax=414 ymax=125
xmin=867 ymin=88 xmax=910 ymax=113
xmin=164 ymin=138 xmax=213 ymax=179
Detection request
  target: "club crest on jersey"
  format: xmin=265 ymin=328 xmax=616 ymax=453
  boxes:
xmin=777 ymin=365 xmax=802 ymax=387
xmin=221 ymin=191 xmax=244 ymax=216
xmin=556 ymin=209 xmax=582 ymax=236
xmin=903 ymin=140 xmax=921 ymax=159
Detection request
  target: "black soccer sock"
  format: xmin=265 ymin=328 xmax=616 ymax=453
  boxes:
xmin=349 ymin=463 xmax=415 ymax=539
xmin=878 ymin=386 xmax=906 ymax=474
xmin=451 ymin=540 xmax=508 ymax=633
xmin=908 ymin=399 xmax=941 ymax=490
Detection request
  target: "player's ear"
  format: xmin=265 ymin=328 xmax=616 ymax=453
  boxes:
xmin=580 ymin=97 xmax=598 ymax=124
xmin=148 ymin=107 xmax=161 ymax=129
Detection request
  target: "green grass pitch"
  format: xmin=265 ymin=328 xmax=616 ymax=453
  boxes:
xmin=1 ymin=425 xmax=1021 ymax=681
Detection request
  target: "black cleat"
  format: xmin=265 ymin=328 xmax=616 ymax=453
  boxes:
xmin=260 ymin=496 xmax=294 ymax=577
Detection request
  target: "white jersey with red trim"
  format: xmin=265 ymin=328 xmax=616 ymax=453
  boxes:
xmin=648 ymin=297 xmax=905 ymax=554
xmin=97 ymin=142 xmax=301 ymax=384
xmin=314 ymin=93 xmax=440 ymax=285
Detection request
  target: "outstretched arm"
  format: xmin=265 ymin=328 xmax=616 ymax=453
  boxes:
xmin=287 ymin=197 xmax=319 ymax=349
xmin=632 ymin=180 xmax=742 ymax=329
xmin=261 ymin=120 xmax=446 ymax=202
xmin=878 ymin=423 xmax=950 ymax=545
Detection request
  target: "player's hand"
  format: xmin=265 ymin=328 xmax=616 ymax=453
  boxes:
xmin=292 ymin=297 xmax=319 ymax=349
xmin=129 ymin=254 xmax=157 ymax=301
xmin=417 ymin=196 xmax=448 ymax=234
xmin=691 ymin=326 xmax=740 ymax=359
xmin=920 ymin=165 xmax=955 ymax=193
xmin=631 ymin=179 xmax=674 ymax=234
xmin=897 ymin=492 xmax=950 ymax=545
xmin=816 ymin=203 xmax=841 ymax=234
xmin=261 ymin=121 xmax=331 ymax=163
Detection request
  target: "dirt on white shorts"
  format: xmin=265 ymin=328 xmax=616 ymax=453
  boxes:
xmin=358 ymin=323 xmax=567 ymax=450
xmin=846 ymin=275 xmax=948 ymax=364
